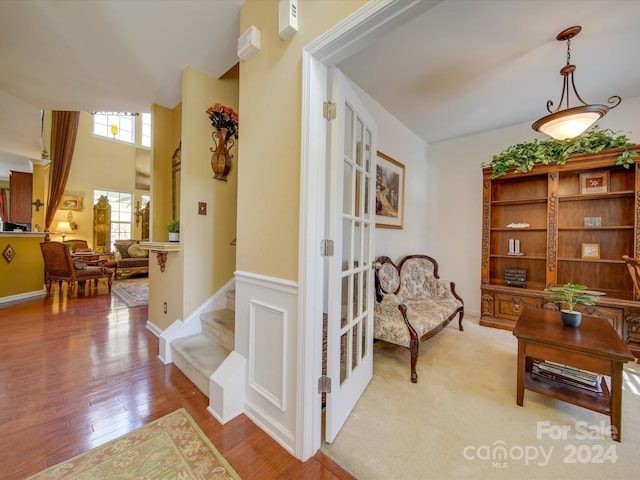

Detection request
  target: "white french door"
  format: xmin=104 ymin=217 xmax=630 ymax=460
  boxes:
xmin=324 ymin=68 xmax=376 ymax=443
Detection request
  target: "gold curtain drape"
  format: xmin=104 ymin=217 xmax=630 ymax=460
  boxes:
xmin=45 ymin=111 xmax=80 ymax=231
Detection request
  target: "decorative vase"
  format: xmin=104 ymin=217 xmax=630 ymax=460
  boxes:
xmin=560 ymin=310 xmax=582 ymax=328
xmin=168 ymin=232 xmax=179 ymax=242
xmin=210 ymin=127 xmax=235 ymax=181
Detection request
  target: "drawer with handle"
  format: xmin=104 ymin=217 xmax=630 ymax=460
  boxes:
xmin=495 ymin=293 xmax=542 ymax=321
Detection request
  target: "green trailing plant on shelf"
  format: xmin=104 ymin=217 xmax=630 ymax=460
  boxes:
xmin=167 ymin=220 xmax=180 ymax=233
xmin=483 ymin=126 xmax=638 ymax=178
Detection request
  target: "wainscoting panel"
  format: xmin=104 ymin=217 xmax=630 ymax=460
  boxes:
xmin=235 ymin=271 xmax=298 ymax=455
xmin=249 ymin=300 xmax=287 ymax=411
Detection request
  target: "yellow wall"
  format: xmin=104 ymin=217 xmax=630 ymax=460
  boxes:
xmin=31 ymin=162 xmax=48 ymax=232
xmin=148 ymin=66 xmax=238 ymax=329
xmin=237 ymin=0 xmax=366 ymax=281
xmin=151 ymin=103 xmax=182 ymax=242
xmin=0 ymin=234 xmax=46 ymax=297
xmin=181 ymin=65 xmax=238 ymax=314
xmin=147 ymin=248 xmax=184 ymax=331
xmin=50 ymin=112 xmax=150 ymax=247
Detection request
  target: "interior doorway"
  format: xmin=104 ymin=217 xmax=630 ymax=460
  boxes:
xmin=298 ymin=0 xmax=434 ymax=461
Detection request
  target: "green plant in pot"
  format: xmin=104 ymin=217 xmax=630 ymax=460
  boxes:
xmin=167 ymin=220 xmax=180 ymax=242
xmin=545 ymin=283 xmax=599 ymax=327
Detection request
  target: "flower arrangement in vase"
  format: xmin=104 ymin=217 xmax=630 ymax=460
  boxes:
xmin=206 ymin=103 xmax=239 ymax=181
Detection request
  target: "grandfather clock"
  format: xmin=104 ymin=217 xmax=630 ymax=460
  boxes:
xmin=93 ymin=195 xmax=111 ymax=253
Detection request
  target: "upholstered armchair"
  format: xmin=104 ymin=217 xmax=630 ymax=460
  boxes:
xmin=66 ymin=239 xmax=89 ymax=253
xmin=40 ymin=241 xmax=113 ymax=297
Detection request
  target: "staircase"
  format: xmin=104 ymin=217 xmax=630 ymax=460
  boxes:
xmin=170 ymin=290 xmax=235 ymax=397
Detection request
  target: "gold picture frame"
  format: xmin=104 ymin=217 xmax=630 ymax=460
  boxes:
xmin=579 ymin=171 xmax=609 ymax=194
xmin=375 ymin=151 xmax=405 ymax=229
xmin=60 ymin=195 xmax=83 ymax=211
xmin=581 ymin=243 xmax=600 ymax=259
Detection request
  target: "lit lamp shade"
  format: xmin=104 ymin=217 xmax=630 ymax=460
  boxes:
xmin=532 ymin=105 xmax=608 ymax=140
xmin=56 ymin=221 xmax=73 ymax=241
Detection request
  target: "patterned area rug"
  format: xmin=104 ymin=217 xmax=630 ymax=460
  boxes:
xmin=28 ymin=408 xmax=240 ymax=479
xmin=112 ymin=277 xmax=148 ymax=307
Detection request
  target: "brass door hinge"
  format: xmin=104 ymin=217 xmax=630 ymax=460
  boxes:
xmin=318 ymin=375 xmax=332 ymax=394
xmin=323 ymin=101 xmax=336 ymax=121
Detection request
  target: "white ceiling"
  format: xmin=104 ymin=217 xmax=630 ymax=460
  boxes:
xmin=338 ymin=0 xmax=640 ymax=143
xmin=2 ymin=0 xmax=640 ymax=181
xmin=0 ymin=0 xmax=243 ymax=180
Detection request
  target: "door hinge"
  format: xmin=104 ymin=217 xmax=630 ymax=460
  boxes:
xmin=321 ymin=239 xmax=334 ymax=257
xmin=318 ymin=375 xmax=332 ymax=394
xmin=323 ymin=101 xmax=336 ymax=121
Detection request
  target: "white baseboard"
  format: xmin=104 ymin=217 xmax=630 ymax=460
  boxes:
xmin=0 ymin=289 xmax=46 ymax=308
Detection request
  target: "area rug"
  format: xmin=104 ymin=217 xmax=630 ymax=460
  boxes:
xmin=112 ymin=277 xmax=148 ymax=307
xmin=28 ymin=408 xmax=240 ymax=479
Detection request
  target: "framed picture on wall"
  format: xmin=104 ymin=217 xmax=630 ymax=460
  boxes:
xmin=375 ymin=151 xmax=405 ymax=229
xmin=60 ymin=194 xmax=83 ymax=212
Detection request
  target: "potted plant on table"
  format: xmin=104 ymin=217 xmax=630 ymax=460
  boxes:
xmin=545 ymin=283 xmax=599 ymax=327
xmin=167 ymin=220 xmax=180 ymax=242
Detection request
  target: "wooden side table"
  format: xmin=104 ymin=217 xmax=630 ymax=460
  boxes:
xmin=513 ymin=307 xmax=635 ymax=441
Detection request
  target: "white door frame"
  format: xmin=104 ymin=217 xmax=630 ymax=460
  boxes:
xmin=296 ymin=0 xmax=436 ymax=460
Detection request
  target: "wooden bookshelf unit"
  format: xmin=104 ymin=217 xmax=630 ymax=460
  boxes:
xmin=481 ymin=146 xmax=640 ymax=356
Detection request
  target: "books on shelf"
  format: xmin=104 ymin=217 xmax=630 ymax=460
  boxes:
xmin=532 ymin=360 xmax=603 ymax=393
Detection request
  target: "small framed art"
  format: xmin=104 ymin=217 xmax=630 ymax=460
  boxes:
xmin=60 ymin=195 xmax=83 ymax=211
xmin=581 ymin=243 xmax=600 ymax=259
xmin=583 ymin=216 xmax=602 ymax=227
xmin=375 ymin=151 xmax=405 ymax=229
xmin=3 ymin=244 xmax=16 ymax=263
xmin=579 ymin=171 xmax=609 ymax=194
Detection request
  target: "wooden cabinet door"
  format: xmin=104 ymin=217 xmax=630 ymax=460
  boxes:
xmin=9 ymin=171 xmax=32 ymax=224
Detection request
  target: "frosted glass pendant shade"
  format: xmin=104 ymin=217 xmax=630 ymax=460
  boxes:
xmin=532 ymin=105 xmax=607 ymax=140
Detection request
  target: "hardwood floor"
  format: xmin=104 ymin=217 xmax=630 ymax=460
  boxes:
xmin=0 ymin=283 xmax=354 ymax=479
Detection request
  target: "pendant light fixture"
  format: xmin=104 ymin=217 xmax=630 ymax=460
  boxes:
xmin=532 ymin=26 xmax=621 ymax=140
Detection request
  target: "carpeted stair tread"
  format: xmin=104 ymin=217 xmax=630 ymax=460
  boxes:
xmin=201 ymin=308 xmax=235 ymax=351
xmin=171 ymin=334 xmax=230 ymax=397
xmin=226 ymin=290 xmax=235 ymax=311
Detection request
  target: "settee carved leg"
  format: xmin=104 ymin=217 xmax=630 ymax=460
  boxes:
xmin=451 ymin=283 xmax=465 ymax=331
xmin=398 ymin=303 xmax=420 ymax=383
xmin=409 ymin=337 xmax=419 ymax=383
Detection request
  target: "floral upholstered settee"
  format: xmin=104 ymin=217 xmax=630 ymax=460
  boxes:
xmin=112 ymin=239 xmax=149 ymax=279
xmin=374 ymin=254 xmax=464 ymax=383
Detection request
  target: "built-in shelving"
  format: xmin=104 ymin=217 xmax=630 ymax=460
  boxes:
xmin=480 ymin=146 xmax=640 ymax=356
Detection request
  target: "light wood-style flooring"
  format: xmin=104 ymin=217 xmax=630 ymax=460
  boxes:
xmin=0 ymin=283 xmax=353 ymax=479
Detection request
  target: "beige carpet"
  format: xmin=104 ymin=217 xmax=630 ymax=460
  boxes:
xmin=112 ymin=277 xmax=149 ymax=307
xmin=28 ymin=408 xmax=240 ymax=479
xmin=321 ymin=315 xmax=640 ymax=479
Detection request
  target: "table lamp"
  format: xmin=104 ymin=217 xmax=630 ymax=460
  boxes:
xmin=56 ymin=220 xmax=73 ymax=243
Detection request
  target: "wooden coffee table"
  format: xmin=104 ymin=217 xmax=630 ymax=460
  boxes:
xmin=513 ymin=307 xmax=635 ymax=441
